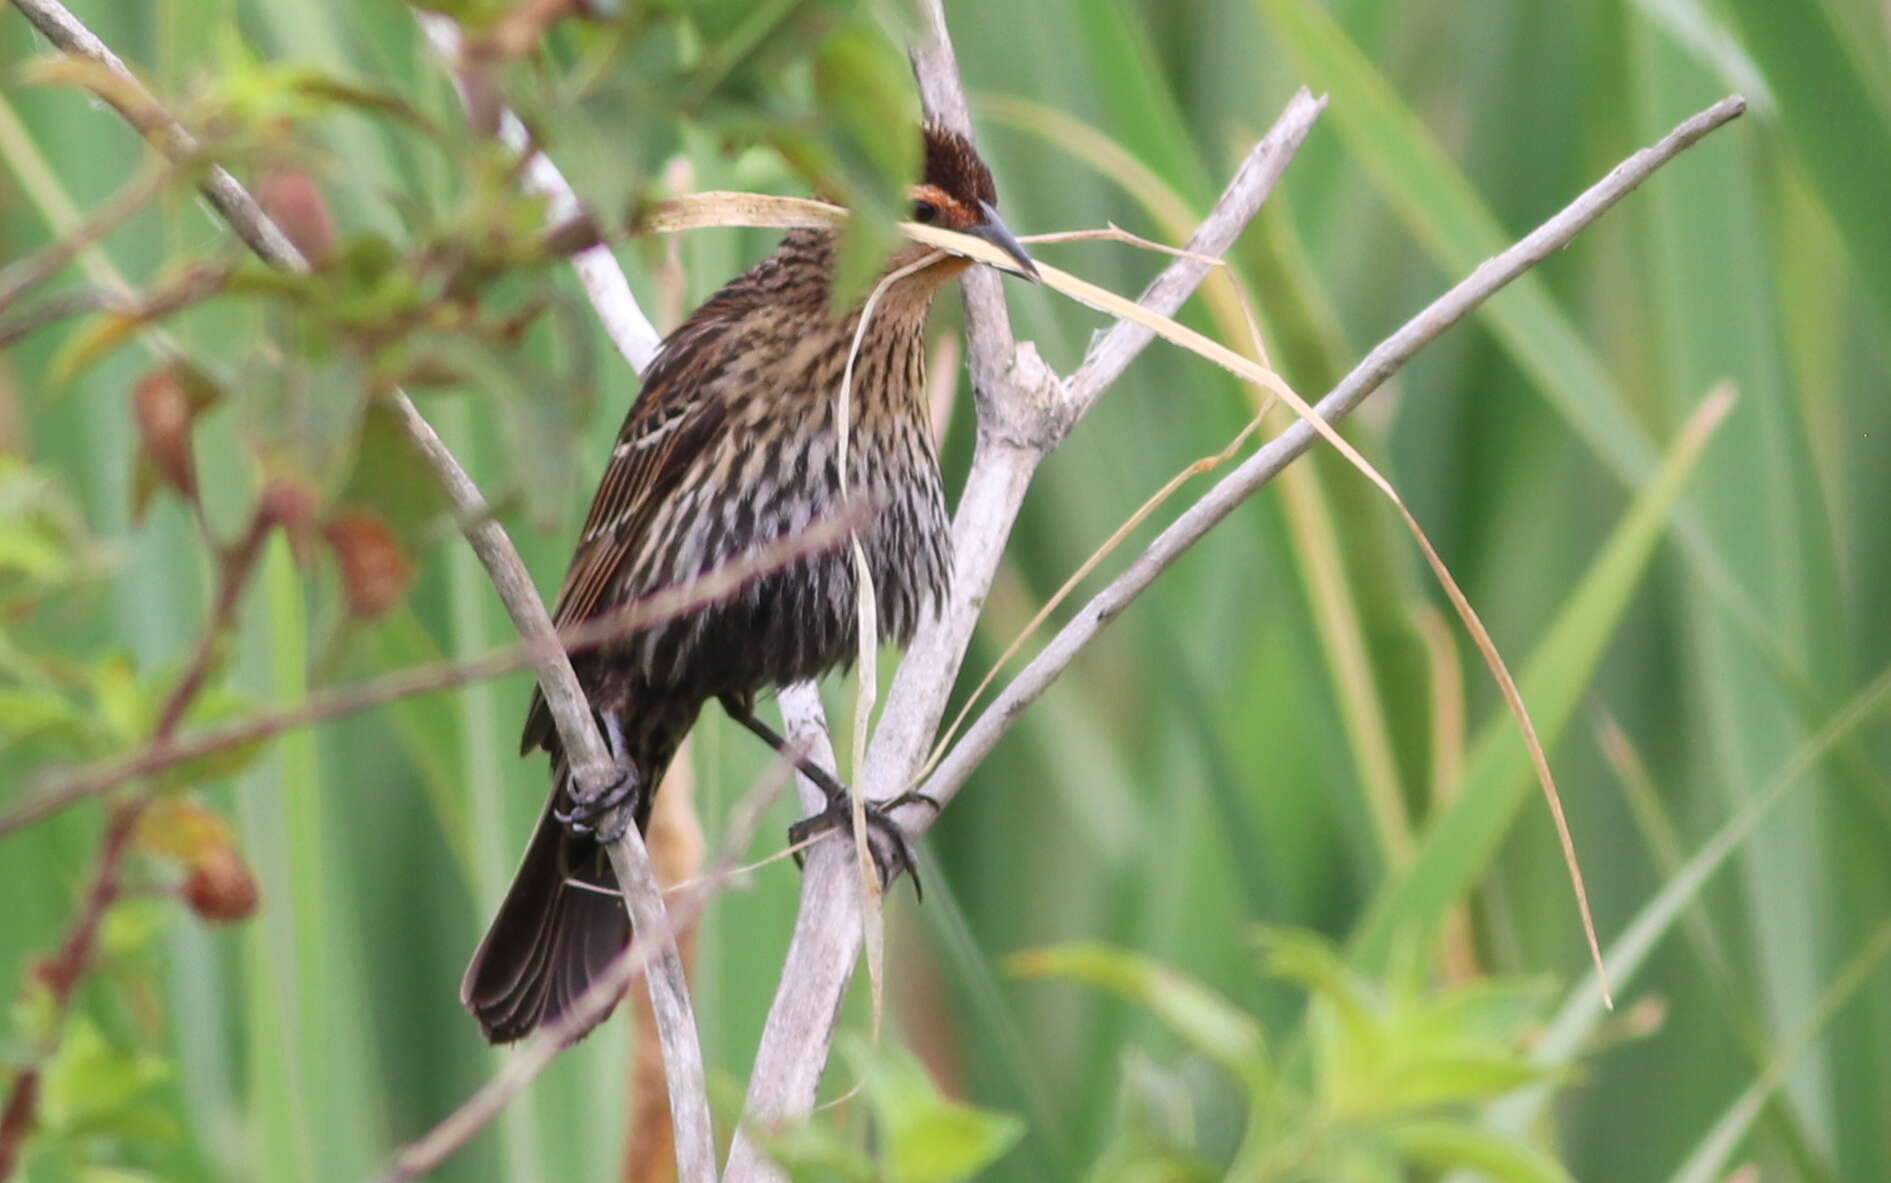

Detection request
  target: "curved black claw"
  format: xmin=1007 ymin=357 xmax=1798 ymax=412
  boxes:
xmin=789 ymin=796 xmax=924 ymax=901
xmin=881 ymin=789 xmax=941 ymax=818
xmin=555 ymin=764 xmax=639 ymax=841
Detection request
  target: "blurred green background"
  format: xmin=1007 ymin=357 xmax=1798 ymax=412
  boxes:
xmin=4 ymin=0 xmax=1890 ymax=1179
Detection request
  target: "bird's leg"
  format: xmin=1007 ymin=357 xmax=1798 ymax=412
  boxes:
xmin=718 ymin=694 xmax=932 ymax=897
xmin=555 ymin=709 xmax=642 ymax=842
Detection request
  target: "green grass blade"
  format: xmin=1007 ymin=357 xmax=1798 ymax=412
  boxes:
xmin=439 ymin=401 xmax=552 ymax=1182
xmin=1252 ymin=0 xmax=1784 ymax=679
xmin=1254 ymin=0 xmax=1657 ymax=483
xmin=1715 ymin=0 xmax=1891 ymax=338
xmin=359 ymin=606 xmax=476 ymax=886
xmin=1667 ymin=916 xmax=1891 ymax=1183
xmin=1488 ymin=662 xmax=1891 ymax=1133
xmin=1595 ymin=716 xmax=1836 ymax=1183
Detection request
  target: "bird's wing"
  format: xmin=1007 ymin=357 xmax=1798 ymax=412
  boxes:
xmin=519 ymin=313 xmax=739 ymax=754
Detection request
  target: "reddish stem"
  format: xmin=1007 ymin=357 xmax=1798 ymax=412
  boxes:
xmin=0 ymin=506 xmax=273 ymax=1178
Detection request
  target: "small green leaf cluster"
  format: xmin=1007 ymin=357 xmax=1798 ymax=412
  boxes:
xmin=757 ymin=1038 xmax=1026 ymax=1183
xmin=759 ymin=930 xmax=1583 ymax=1183
xmin=1013 ymin=930 xmax=1574 ymax=1183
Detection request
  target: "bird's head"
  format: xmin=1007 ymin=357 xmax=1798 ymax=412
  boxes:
xmin=905 ymin=122 xmax=1037 ymax=280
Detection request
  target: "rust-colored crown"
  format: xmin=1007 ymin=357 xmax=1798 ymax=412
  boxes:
xmin=921 ymin=121 xmax=999 ymax=211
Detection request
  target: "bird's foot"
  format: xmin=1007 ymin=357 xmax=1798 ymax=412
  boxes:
xmin=788 ymin=789 xmax=934 ymax=900
xmin=555 ymin=763 xmax=640 ymax=843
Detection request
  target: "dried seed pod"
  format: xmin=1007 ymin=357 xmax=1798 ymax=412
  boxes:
xmin=182 ymin=844 xmax=260 ymax=923
xmin=322 ymin=510 xmax=415 ymax=618
xmin=256 ymin=166 xmax=337 ymax=265
xmin=131 ymin=368 xmax=198 ymax=501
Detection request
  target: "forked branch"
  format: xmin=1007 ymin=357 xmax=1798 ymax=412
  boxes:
xmin=721 ymin=3 xmax=1325 ymax=1174
xmin=723 ymin=4 xmax=1745 ymax=1177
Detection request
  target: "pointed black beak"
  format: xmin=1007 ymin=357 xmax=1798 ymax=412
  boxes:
xmin=972 ymin=200 xmax=1039 ymax=281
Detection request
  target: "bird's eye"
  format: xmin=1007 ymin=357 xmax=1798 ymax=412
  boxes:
xmin=912 ymin=200 xmax=938 ymax=223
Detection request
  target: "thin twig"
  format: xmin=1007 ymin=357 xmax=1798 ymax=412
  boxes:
xmin=1021 ymin=224 xmax=1233 ymax=266
xmin=4 ymin=510 xmax=862 ymax=838
xmin=0 ymin=258 xmax=234 ymax=356
xmin=0 ymin=806 xmax=143 ymax=1180
xmin=0 ymin=286 xmax=109 ymax=346
xmin=0 ymin=156 xmax=174 ymax=313
xmin=412 ymin=13 xmax=714 ymax=1177
xmin=1059 ymin=95 xmax=1327 ymax=417
xmin=8 ymin=0 xmax=304 ymax=268
xmin=7 ymin=3 xmax=711 ymax=1177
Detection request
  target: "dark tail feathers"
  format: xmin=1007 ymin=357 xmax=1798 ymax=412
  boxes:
xmin=460 ymin=802 xmax=630 ymax=1044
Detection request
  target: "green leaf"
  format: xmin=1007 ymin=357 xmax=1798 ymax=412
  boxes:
xmin=1356 ymin=1054 xmax=1543 ymax=1119
xmin=0 ymin=520 xmax=71 ymax=583
xmin=1261 ymin=929 xmax=1552 ymax=1125
xmin=0 ymin=686 xmax=83 ymax=746
xmin=287 ymin=71 xmax=441 ymax=138
xmin=10 ymin=974 xmax=58 ymax=1049
xmin=1381 ymin=1119 xmax=1575 ymax=1183
xmin=39 ymin=1018 xmax=174 ymax=1142
xmin=99 ymin=899 xmax=173 ymax=962
xmin=77 ymin=1167 xmax=169 ymax=1183
xmin=91 ymin=655 xmax=149 ymax=746
xmin=1012 ymin=943 xmax=1268 ymax=1091
xmin=332 ymin=401 xmax=451 ymax=535
xmin=0 ymin=386 xmax=117 ymax=606
xmin=853 ymin=1041 xmax=1026 ymax=1183
xmin=1083 ymin=1050 xmax=1224 ymax=1183
xmin=754 ymin=1115 xmax=876 ymax=1183
xmin=812 ymin=18 xmax=920 ymax=199
xmin=1261 ymin=928 xmax=1381 ymax=1070
xmin=326 ymin=232 xmax=425 ymax=328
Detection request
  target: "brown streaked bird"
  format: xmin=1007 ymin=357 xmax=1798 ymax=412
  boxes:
xmin=461 ymin=123 xmax=1035 ymax=1044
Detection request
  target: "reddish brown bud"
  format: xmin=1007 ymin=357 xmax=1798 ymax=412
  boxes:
xmin=137 ymin=798 xmax=259 ymax=924
xmin=258 ymin=477 xmax=319 ymax=532
xmin=182 ymin=845 xmax=259 ymax=923
xmin=257 ymin=167 xmax=337 ymax=265
xmin=323 ymin=510 xmax=415 ymax=617
xmin=131 ymin=368 xmax=198 ymax=501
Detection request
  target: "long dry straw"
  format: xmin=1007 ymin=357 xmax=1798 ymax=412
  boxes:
xmin=832 ymin=248 xmax=948 ymax=1038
